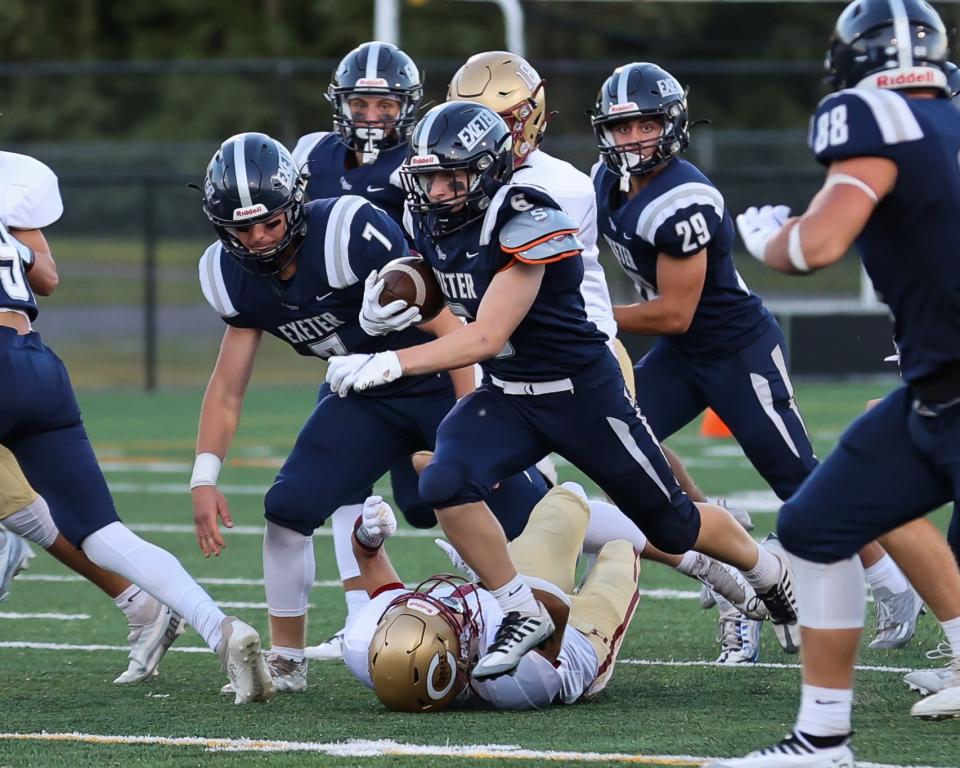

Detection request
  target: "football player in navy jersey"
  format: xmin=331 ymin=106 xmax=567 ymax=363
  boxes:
xmin=193 ymin=131 xmax=547 ymax=692
xmin=291 ymin=41 xmax=420 ymax=225
xmin=326 ymin=100 xmax=804 ymax=680
xmin=591 ymin=60 xmax=922 ymax=655
xmin=712 ymin=1 xmax=960 ymax=764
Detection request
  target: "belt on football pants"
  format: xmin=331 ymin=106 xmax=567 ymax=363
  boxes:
xmin=489 ymin=375 xmax=574 ymax=396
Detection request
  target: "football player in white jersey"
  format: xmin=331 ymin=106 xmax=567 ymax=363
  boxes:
xmin=0 ymin=151 xmax=189 ymax=683
xmin=343 ymin=483 xmax=640 ymax=711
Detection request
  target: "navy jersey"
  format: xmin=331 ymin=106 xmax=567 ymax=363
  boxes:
xmin=291 ymin=132 xmax=407 ymax=227
xmin=0 ymin=222 xmax=38 ymax=321
xmin=410 ymin=185 xmax=609 ymax=382
xmin=811 ymin=88 xmax=960 ymax=383
xmin=594 ymin=159 xmax=770 ymax=357
xmin=199 ymin=196 xmax=448 ymax=395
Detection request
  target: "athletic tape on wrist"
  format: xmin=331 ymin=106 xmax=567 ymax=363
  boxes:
xmin=353 ymin=515 xmax=383 ymax=551
xmin=189 ymin=452 xmax=222 ymax=490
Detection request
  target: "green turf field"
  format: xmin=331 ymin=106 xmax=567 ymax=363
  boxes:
xmin=1 ymin=381 xmax=956 ymax=768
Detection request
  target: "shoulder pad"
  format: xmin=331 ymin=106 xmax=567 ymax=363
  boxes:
xmin=321 ymin=195 xmax=369 ymax=289
xmin=0 ymin=152 xmax=63 ymax=229
xmin=291 ymin=131 xmax=330 ymax=170
xmin=499 ymin=206 xmax=583 ymax=264
xmin=198 ymin=242 xmax=238 ymax=318
xmin=810 ymin=89 xmax=923 ymax=165
xmin=635 ymin=180 xmax=724 ymax=244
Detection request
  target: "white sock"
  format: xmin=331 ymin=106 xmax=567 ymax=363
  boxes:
xmin=345 ymin=589 xmax=369 ymax=621
xmin=113 ymin=584 xmax=160 ymax=627
xmin=271 ymin=644 xmax=305 ymax=663
xmin=81 ymin=522 xmax=226 ymax=651
xmin=863 ymin=554 xmax=910 ymax=594
xmin=331 ymin=504 xmax=363 ymax=581
xmin=796 ymin=684 xmax=853 ymax=737
xmin=3 ymin=497 xmax=58 ymax=549
xmin=675 ymin=550 xmax=701 ymax=577
xmin=941 ymin=615 xmax=960 ymax=656
xmin=583 ymin=499 xmax=648 ymax=555
xmin=490 ymin=573 xmax=539 ymax=615
xmin=263 ymin=520 xmax=314 ymax=617
xmin=742 ymin=545 xmax=781 ymax=591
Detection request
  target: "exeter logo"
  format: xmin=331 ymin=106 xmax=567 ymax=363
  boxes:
xmin=657 ymin=78 xmax=683 ymax=97
xmin=457 ymin=111 xmax=499 ymax=151
xmin=232 ymin=204 xmax=268 ymax=220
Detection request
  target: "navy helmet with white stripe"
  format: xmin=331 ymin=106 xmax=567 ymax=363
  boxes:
xmin=326 ymin=41 xmax=423 ymax=163
xmin=826 ymin=0 xmax=949 ymax=93
xmin=401 ymin=101 xmax=514 ymax=237
xmin=591 ymin=62 xmax=690 ymax=183
xmin=202 ymin=132 xmax=308 ymax=276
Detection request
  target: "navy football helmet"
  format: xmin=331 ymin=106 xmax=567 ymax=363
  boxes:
xmin=327 ymin=41 xmax=423 ymax=164
xmin=202 ymin=132 xmax=308 ymax=277
xmin=401 ymin=101 xmax=514 ymax=237
xmin=825 ymin=0 xmax=949 ymax=93
xmin=591 ymin=62 xmax=689 ymax=186
xmin=946 ymin=61 xmax=960 ymax=103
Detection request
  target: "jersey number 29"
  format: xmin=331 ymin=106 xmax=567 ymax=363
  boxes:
xmin=675 ymin=212 xmax=710 ymax=254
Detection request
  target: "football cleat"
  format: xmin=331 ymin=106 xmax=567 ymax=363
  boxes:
xmin=868 ymin=584 xmax=924 ymax=650
xmin=304 ymin=630 xmax=345 ymax=661
xmin=706 ymin=731 xmax=855 ymax=767
xmin=114 ymin=604 xmax=185 ymax=684
xmin=715 ymin=597 xmax=761 ymax=665
xmin=904 ymin=666 xmax=952 ymax=696
xmin=221 ymin=651 xmax=307 ymax=696
xmin=0 ymin=530 xmax=34 ymax=602
xmin=687 ymin=553 xmax=768 ymax=621
xmin=472 ymin=603 xmax=555 ymax=681
xmin=700 ymin=583 xmax=717 ymax=610
xmin=909 ymin=645 xmax=959 ymax=719
xmin=750 ymin=535 xmax=801 ymax=654
xmin=217 ymin=617 xmax=274 ymax=704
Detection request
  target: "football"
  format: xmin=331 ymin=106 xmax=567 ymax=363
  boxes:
xmin=377 ymin=254 xmax=445 ymax=322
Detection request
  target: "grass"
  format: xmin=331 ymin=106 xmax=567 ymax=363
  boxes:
xmin=1 ymin=380 xmax=956 ymax=768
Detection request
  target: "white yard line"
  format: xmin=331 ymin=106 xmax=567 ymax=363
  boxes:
xmin=0 ymin=612 xmax=89 ymax=621
xmin=0 ymin=732 xmax=945 ymax=768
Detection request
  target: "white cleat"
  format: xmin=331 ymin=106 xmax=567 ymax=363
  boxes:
xmin=753 ymin=535 xmax=801 ymax=654
xmin=217 ymin=617 xmax=274 ymax=704
xmin=707 ymin=731 xmax=855 ymax=767
xmin=114 ymin=604 xmax=185 ymax=684
xmin=472 ymin=602 xmax=555 ymax=681
xmin=869 ymin=585 xmax=924 ymax=650
xmin=910 ymin=650 xmax=960 ymax=720
xmin=700 ymin=583 xmax=717 ymax=610
xmin=221 ymin=651 xmax=307 ymax=695
xmin=687 ymin=553 xmax=768 ymax=621
xmin=0 ymin=530 xmax=34 ymax=602
xmin=715 ymin=597 xmax=761 ymax=665
xmin=904 ymin=642 xmax=957 ymax=695
xmin=304 ymin=630 xmax=345 ymax=661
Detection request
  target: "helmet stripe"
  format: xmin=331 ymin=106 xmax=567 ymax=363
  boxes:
xmin=617 ymin=63 xmax=637 ymax=107
xmin=416 ymin=106 xmax=443 ymax=157
xmin=365 ymin=41 xmax=382 ymax=80
xmin=888 ymin=0 xmax=913 ymax=71
xmin=233 ymin=137 xmax=253 ymax=209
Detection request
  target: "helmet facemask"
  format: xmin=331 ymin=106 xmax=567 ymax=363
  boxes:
xmin=328 ymin=87 xmax=421 ymax=164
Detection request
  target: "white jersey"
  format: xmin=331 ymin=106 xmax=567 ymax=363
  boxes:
xmin=0 ymin=152 xmax=63 ymax=229
xmin=514 ymin=150 xmax=617 ymax=342
xmin=343 ymin=586 xmax=598 ymax=711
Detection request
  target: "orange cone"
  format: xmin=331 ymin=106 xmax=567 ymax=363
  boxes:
xmin=700 ymin=408 xmax=733 ymax=438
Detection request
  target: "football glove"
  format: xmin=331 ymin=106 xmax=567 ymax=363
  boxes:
xmin=736 ymin=204 xmax=791 ymax=263
xmin=326 ymin=351 xmax=402 ymax=397
xmin=434 ymin=538 xmax=479 ymax=582
xmin=359 ymin=269 xmax=422 ymax=336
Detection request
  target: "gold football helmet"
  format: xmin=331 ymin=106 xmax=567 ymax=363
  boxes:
xmin=447 ymin=51 xmax=547 ymax=167
xmin=368 ymin=575 xmax=483 ymax=712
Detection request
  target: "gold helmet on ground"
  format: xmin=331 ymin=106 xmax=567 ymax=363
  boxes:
xmin=447 ymin=51 xmax=547 ymax=167
xmin=368 ymin=575 xmax=483 ymax=712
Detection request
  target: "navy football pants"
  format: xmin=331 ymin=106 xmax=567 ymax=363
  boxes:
xmin=0 ymin=329 xmax=119 ymax=547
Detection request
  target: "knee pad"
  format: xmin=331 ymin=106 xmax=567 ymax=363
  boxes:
xmin=792 ymin=554 xmax=865 ymax=630
xmin=418 ymin=459 xmax=475 ymax=509
xmin=263 ymin=520 xmax=314 ymax=617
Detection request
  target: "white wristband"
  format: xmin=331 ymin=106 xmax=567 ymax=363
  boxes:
xmin=787 ymin=223 xmax=811 ymax=273
xmin=190 ymin=452 xmax=222 ymax=490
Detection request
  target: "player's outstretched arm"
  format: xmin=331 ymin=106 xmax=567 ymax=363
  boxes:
xmin=9 ymin=227 xmax=58 ymax=296
xmin=191 ymin=325 xmax=262 ymax=557
xmin=738 ymin=157 xmax=896 ymax=275
xmin=351 ymin=496 xmax=403 ymax=597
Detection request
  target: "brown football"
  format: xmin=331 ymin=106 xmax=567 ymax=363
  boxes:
xmin=377 ymin=254 xmax=445 ymax=322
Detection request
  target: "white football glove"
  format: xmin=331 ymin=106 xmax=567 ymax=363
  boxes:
xmin=359 ymin=270 xmax=422 ymax=336
xmin=326 ymin=351 xmax=403 ymax=397
xmin=361 ymin=495 xmax=398 ymax=540
xmin=434 ymin=538 xmax=479 ymax=582
xmin=735 ymin=204 xmax=791 ymax=263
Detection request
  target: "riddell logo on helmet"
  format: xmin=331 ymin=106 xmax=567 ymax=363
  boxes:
xmin=232 ymin=204 xmax=269 ymax=220
xmin=874 ymin=69 xmax=936 ymax=88
xmin=410 ymin=154 xmax=440 ymax=166
xmin=406 ymin=598 xmax=440 ymax=617
xmin=610 ymin=101 xmax=639 ymax=114
xmin=356 ymin=77 xmax=389 ymax=87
